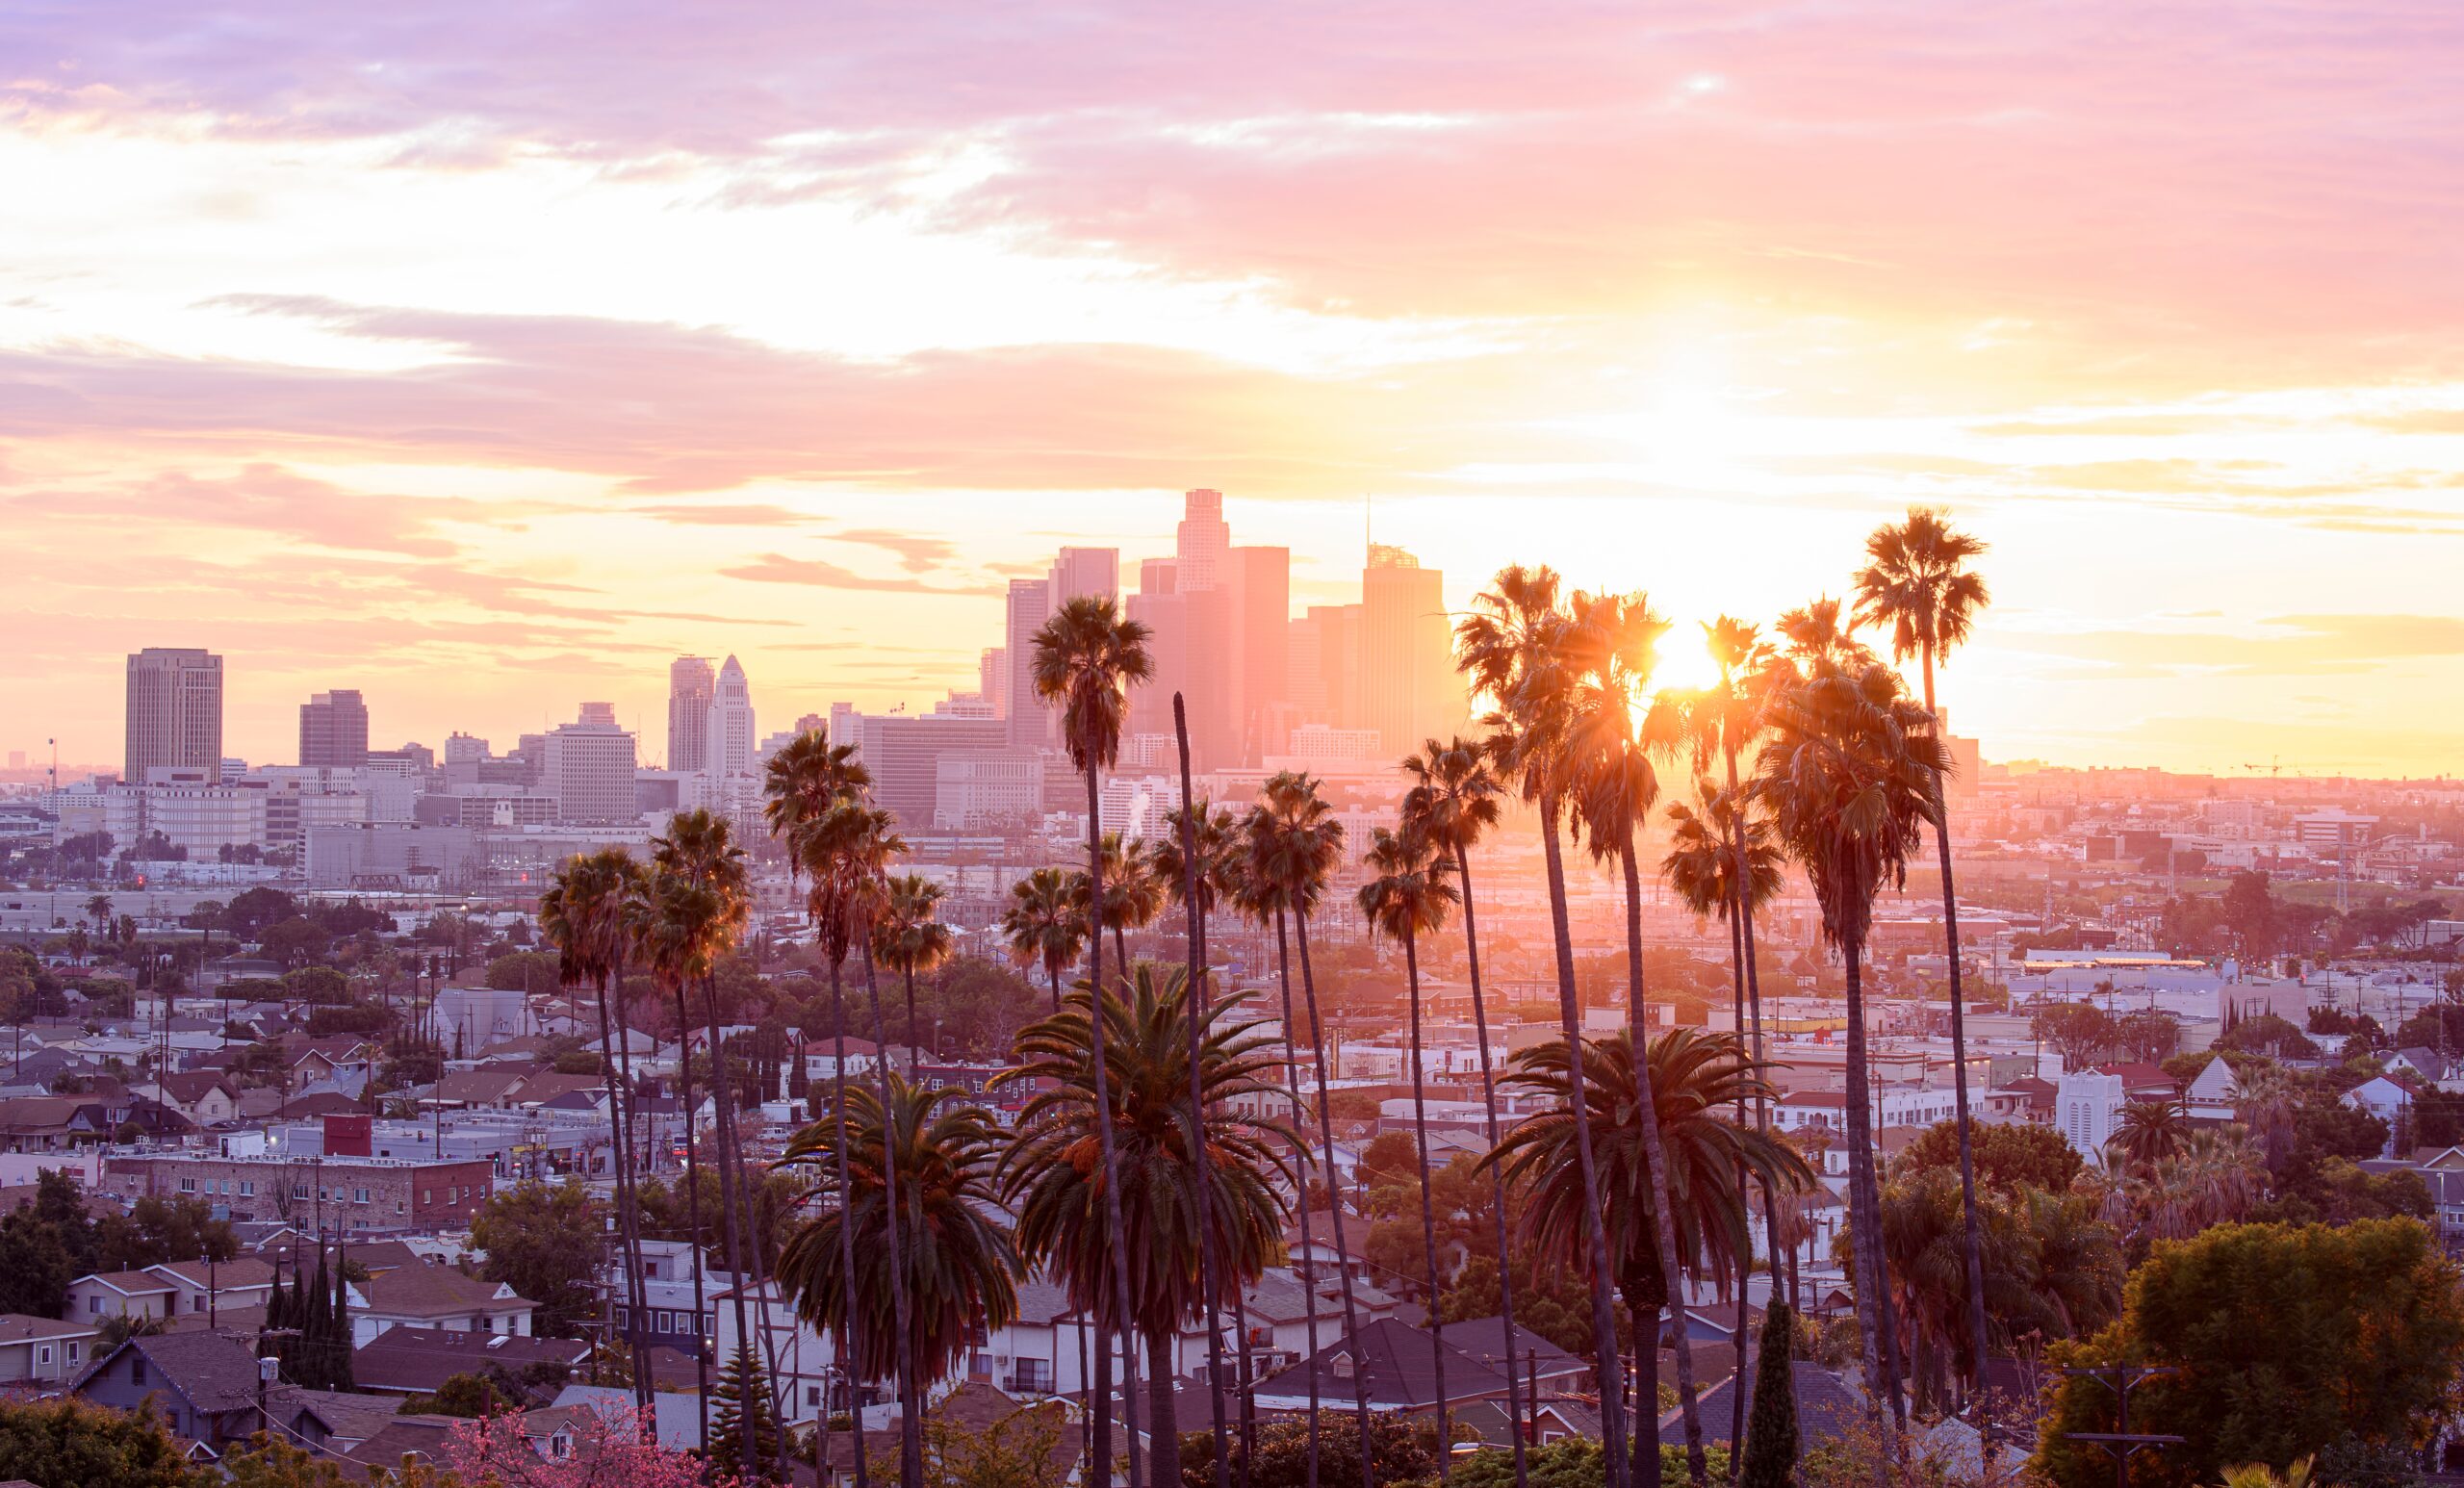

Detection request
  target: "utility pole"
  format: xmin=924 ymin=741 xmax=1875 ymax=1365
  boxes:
xmin=2061 ymin=1364 xmax=2184 ymax=1488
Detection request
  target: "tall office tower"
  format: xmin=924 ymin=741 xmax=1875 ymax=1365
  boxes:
xmin=1046 ymin=547 xmax=1120 ymax=613
xmin=1288 ymin=603 xmax=1364 ymax=733
xmin=125 ymin=648 xmax=224 ymax=785
xmin=1175 ymin=489 xmax=1231 ymax=592
xmin=1124 ymin=585 xmax=1189 ymax=745
xmin=978 ymin=648 xmax=1008 ymax=719
xmin=1139 ymin=557 xmax=1177 ymax=596
xmin=667 ymin=656 xmax=716 ymax=772
xmin=444 ymin=732 xmax=489 ymax=767
xmin=1231 ymin=546 xmax=1290 ymax=763
xmin=1004 ymin=578 xmax=1052 ymax=751
xmin=297 ymin=689 xmax=371 ymax=769
xmin=1361 ymin=544 xmax=1465 ymax=757
xmin=704 ymin=654 xmax=756 ymax=778
xmin=542 ymin=704 xmax=638 ymax=824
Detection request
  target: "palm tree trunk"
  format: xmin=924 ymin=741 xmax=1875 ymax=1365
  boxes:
xmin=673 ymin=977 xmax=715 ymax=1461
xmin=1050 ymin=961 xmax=1064 ymax=1015
xmin=1094 ymin=1314 xmax=1115 ymax=1487
xmin=1293 ymin=910 xmax=1380 ymax=1488
xmin=1721 ymin=909 xmax=1750 ymax=1476
xmin=1171 ymin=696 xmax=1234 ymax=1488
xmin=703 ymin=982 xmax=762 ymax=1477
xmin=1537 ymin=800 xmax=1630 ymax=1488
xmin=1403 ymin=928 xmax=1450 ymax=1477
xmin=855 ymin=936 xmax=924 ymax=1488
xmin=1620 ymin=836 xmax=1706 ymax=1488
xmin=1149 ymin=1324 xmax=1183 ymax=1488
xmin=906 ymin=963 xmax=920 ymax=1059
xmin=1840 ymin=943 xmax=1891 ymax=1443
xmin=1921 ymin=649 xmax=1992 ymax=1431
xmin=1452 ymin=843 xmax=1528 ymax=1488
xmin=1719 ymin=745 xmax=1788 ymax=1320
xmin=1116 ymin=925 xmax=1130 ymax=980
xmin=1085 ymin=764 xmax=1146 ymax=1488
xmin=593 ymin=969 xmax=654 ymax=1409
xmin=715 ymin=982 xmax=794 ymax=1482
xmin=1270 ymin=910 xmax=1324 ymax=1488
xmin=1631 ymin=1295 xmax=1663 ymax=1488
xmin=829 ymin=955 xmax=870 ymax=1488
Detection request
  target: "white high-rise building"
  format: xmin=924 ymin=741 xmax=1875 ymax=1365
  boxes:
xmin=705 ymin=655 xmax=756 ymax=780
xmin=543 ymin=704 xmax=639 ymax=825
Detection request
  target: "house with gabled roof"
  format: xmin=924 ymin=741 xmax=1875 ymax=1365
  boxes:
xmin=70 ymin=1328 xmax=270 ymax=1455
xmin=0 ymin=1311 xmax=101 ymax=1384
xmin=65 ymin=1268 xmax=178 ymax=1322
xmin=347 ymin=1263 xmax=536 ymax=1346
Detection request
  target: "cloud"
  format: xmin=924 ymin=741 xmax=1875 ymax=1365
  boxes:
xmin=627 ymin=502 xmax=828 ymax=527
xmin=718 ymin=552 xmax=999 ymax=596
xmin=829 ymin=528 xmax=959 ymax=573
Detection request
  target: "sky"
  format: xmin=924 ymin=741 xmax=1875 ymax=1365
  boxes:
xmin=5 ymin=3 xmax=2463 ymax=779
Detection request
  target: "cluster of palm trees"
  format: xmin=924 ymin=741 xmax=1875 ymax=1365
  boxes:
xmin=530 ymin=506 xmax=1999 ymax=1488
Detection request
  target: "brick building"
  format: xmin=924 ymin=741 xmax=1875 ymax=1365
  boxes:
xmin=97 ymin=1152 xmax=496 ymax=1231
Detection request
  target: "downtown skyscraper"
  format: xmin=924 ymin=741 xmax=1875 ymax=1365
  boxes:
xmin=297 ymin=689 xmax=371 ymax=768
xmin=124 ymin=647 xmax=224 ymax=784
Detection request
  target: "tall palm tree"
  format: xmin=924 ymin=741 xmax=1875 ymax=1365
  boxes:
xmin=1867 ymin=1167 xmax=2037 ymax=1415
xmin=763 ymin=730 xmax=869 ymax=846
xmin=1854 ymin=506 xmax=1992 ymax=1426
xmin=1000 ymin=868 xmax=1090 ymax=1013
xmin=1751 ymin=659 xmax=1946 ymax=1437
xmin=1032 ymin=592 xmax=1155 ymax=1488
xmin=649 ymin=808 xmax=765 ymax=1473
xmin=632 ymin=870 xmax=728 ymax=1453
xmin=1491 ymin=1028 xmax=1814 ymax=1488
xmin=1400 ymin=735 xmax=1528 ymax=1488
xmin=998 ymin=965 xmax=1299 ymax=1486
xmin=1356 ymin=822 xmax=1463 ymax=1477
xmin=880 ymin=875 xmax=955 ymax=1058
xmin=1456 ymin=565 xmax=1633 ymax=1488
xmin=1773 ymin=598 xmax=1873 ymax=672
xmin=1659 ymin=783 xmax=1786 ymax=1455
xmin=776 ymin=1070 xmax=1020 ymax=1409
xmin=538 ymin=849 xmax=655 ymax=1409
xmin=1241 ymin=771 xmax=1373 ymax=1488
xmin=1560 ymin=588 xmax=1713 ymax=1486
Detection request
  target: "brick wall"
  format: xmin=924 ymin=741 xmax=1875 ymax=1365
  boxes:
xmin=99 ymin=1153 xmax=496 ymax=1230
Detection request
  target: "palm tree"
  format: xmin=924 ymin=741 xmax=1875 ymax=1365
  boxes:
xmin=1082 ymin=832 xmax=1168 ymax=974
xmin=1000 ymin=868 xmax=1090 ymax=1013
xmin=1032 ymin=592 xmax=1155 ymax=1488
xmin=1561 ymin=588 xmax=1712 ymax=1486
xmin=1456 ymin=564 xmax=1633 ymax=1488
xmin=2232 ymin=1065 xmax=2301 ymax=1179
xmin=880 ymin=875 xmax=955 ymax=1058
xmin=1491 ymin=1028 xmax=1814 ymax=1488
xmin=997 ymin=965 xmax=1299 ymax=1488
xmin=1659 ymin=783 xmax=1786 ymax=1453
xmin=2108 ymin=1099 xmax=2191 ymax=1170
xmin=538 ymin=849 xmax=654 ymax=1408
xmin=776 ymin=1070 xmax=1021 ymax=1405
xmin=1750 ymin=659 xmax=1946 ymax=1437
xmin=1241 ymin=770 xmax=1373 ymax=1488
xmin=763 ymin=729 xmax=869 ymax=847
xmin=1854 ymin=505 xmax=1992 ymax=1430
xmin=1356 ymin=822 xmax=1463 ymax=1478
xmin=1773 ymin=598 xmax=1873 ymax=672
xmin=1400 ymin=735 xmax=1528 ymax=1488
xmin=1868 ymin=1167 xmax=2038 ymax=1415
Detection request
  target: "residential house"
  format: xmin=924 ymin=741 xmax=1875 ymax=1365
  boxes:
xmin=2184 ymin=1058 xmax=2240 ymax=1123
xmin=0 ymin=1094 xmax=111 ymax=1151
xmin=2388 ymin=1047 xmax=2452 ymax=1084
xmin=65 ymin=1269 xmax=178 ymax=1322
xmin=143 ymin=1072 xmax=241 ymax=1127
xmin=148 ymin=1256 xmax=278 ymax=1320
xmin=348 ymin=1263 xmax=536 ymax=1347
xmin=1654 ymin=1361 xmax=1862 ymax=1450
xmin=0 ymin=1312 xmax=100 ymax=1384
xmin=352 ymin=1325 xmax=588 ymax=1398
xmin=71 ymin=1328 xmax=271 ymax=1456
xmin=1250 ymin=1318 xmax=1592 ymax=1416
xmin=2346 ymin=1076 xmax=2413 ymax=1156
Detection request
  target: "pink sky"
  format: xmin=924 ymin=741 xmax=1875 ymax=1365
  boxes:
xmin=4 ymin=2 xmax=2462 ymax=775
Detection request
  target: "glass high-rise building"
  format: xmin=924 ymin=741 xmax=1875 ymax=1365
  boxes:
xmin=125 ymin=648 xmax=223 ymax=784
xmin=298 ymin=689 xmax=370 ymax=768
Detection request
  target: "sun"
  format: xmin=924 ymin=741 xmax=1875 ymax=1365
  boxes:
xmin=1651 ymin=623 xmax=1726 ymax=695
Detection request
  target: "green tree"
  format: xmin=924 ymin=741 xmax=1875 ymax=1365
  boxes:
xmin=1738 ymin=1302 xmax=1799 ymax=1488
xmin=0 ymin=1397 xmax=208 ymax=1488
xmin=2034 ymin=1219 xmax=2464 ymax=1488
xmin=711 ymin=1343 xmax=783 ymax=1480
xmin=1198 ymin=1414 xmax=1443 ymax=1488
xmin=1892 ymin=1119 xmax=2083 ymax=1194
xmin=485 ymin=950 xmax=560 ymax=992
xmin=402 ymin=1371 xmax=512 ymax=1417
xmin=470 ymin=1178 xmax=603 ymax=1338
xmin=262 ymin=919 xmax=333 ymax=972
xmin=0 ymin=1168 xmax=98 ymax=1316
xmin=94 ymin=1193 xmax=235 ymax=1272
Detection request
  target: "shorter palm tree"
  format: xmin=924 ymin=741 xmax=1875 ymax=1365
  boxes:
xmin=1000 ymin=867 xmax=1089 ymax=1013
xmin=881 ymin=875 xmax=955 ymax=1057
xmin=995 ymin=964 xmax=1300 ymax=1480
xmin=775 ymin=1070 xmax=1020 ymax=1398
xmin=2107 ymin=1098 xmax=2191 ymax=1171
xmin=1490 ymin=1027 xmax=1814 ymax=1488
xmin=1081 ymin=832 xmax=1168 ymax=974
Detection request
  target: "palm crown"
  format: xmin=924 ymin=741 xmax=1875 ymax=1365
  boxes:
xmin=1852 ymin=506 xmax=1990 ymax=671
xmin=1031 ymin=595 xmax=1153 ymax=772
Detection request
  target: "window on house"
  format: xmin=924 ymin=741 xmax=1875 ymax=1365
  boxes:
xmin=38 ymin=1346 xmax=51 ymax=1365
xmin=397 ymin=1200 xmax=407 ymax=1214
xmin=179 ymin=1177 xmax=195 ymax=1192
xmin=131 ymin=1358 xmax=146 ymax=1385
xmin=89 ymin=1296 xmax=100 ymax=1314
xmin=67 ymin=1343 xmax=78 ymax=1363
xmin=294 ymin=1184 xmax=309 ymax=1198
xmin=808 ymin=1386 xmax=822 ymax=1407
xmin=353 ymin=1188 xmax=371 ymax=1204
xmin=421 ymin=1189 xmax=432 ymax=1204
xmin=239 ymin=1181 xmax=254 ymax=1196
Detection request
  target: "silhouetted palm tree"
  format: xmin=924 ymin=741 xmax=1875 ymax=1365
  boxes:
xmin=1854 ymin=506 xmax=1993 ymax=1417
xmin=1240 ymin=771 xmax=1369 ymax=1488
xmin=1082 ymin=831 xmax=1168 ymax=973
xmin=1456 ymin=565 xmax=1632 ymax=1488
xmin=776 ymin=1070 xmax=1019 ymax=1405
xmin=2108 ymin=1098 xmax=2192 ymax=1171
xmin=1032 ymin=593 xmax=1156 ymax=1488
xmin=881 ymin=875 xmax=955 ymax=1058
xmin=998 ymin=965 xmax=1299 ymax=1486
xmin=633 ymin=868 xmax=728 ymax=1454
xmin=1357 ymin=822 xmax=1463 ymax=1477
xmin=1000 ymin=867 xmax=1090 ymax=1013
xmin=1493 ymin=1027 xmax=1814 ymax=1488
xmin=1751 ymin=659 xmax=1946 ymax=1437
xmin=1400 ymin=735 xmax=1528 ymax=1488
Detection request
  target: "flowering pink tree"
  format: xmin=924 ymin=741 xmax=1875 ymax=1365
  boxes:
xmin=442 ymin=1401 xmax=737 ymax=1488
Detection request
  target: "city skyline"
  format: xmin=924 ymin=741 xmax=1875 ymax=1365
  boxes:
xmin=7 ymin=8 xmax=2464 ymax=778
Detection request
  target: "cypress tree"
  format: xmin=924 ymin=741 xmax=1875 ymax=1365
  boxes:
xmin=331 ymin=1245 xmax=355 ymax=1391
xmin=1738 ymin=1304 xmax=1799 ymax=1488
xmin=303 ymin=1251 xmax=334 ymax=1390
xmin=711 ymin=1343 xmax=781 ymax=1478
